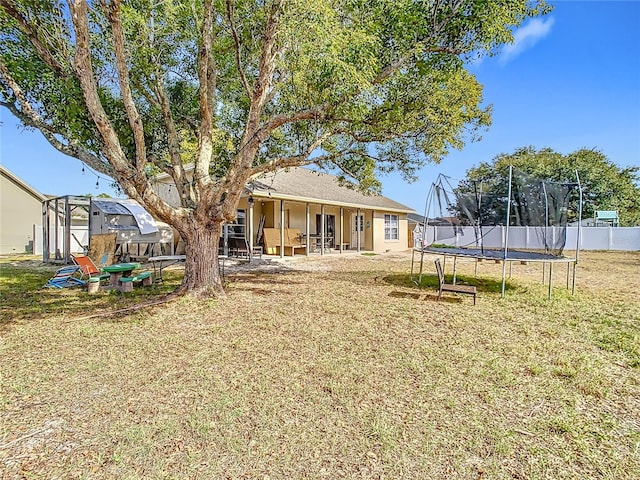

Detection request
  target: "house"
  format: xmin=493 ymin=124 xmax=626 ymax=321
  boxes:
xmin=154 ymin=167 xmax=415 ymax=255
xmin=0 ymin=165 xmax=46 ymax=254
xmin=593 ymin=210 xmax=619 ymax=227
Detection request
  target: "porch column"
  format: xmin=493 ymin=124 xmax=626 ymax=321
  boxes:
xmin=248 ymin=198 xmax=255 ymax=252
xmin=340 ymin=207 xmax=344 ymax=253
xmin=280 ymin=200 xmax=285 ymax=258
xmin=305 ymin=203 xmax=310 ymax=256
xmin=321 ymin=204 xmax=326 ymax=255
xmin=357 ymin=208 xmax=361 ymax=253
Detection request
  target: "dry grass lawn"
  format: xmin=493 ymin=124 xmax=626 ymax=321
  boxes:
xmin=1 ymin=250 xmax=639 ymax=479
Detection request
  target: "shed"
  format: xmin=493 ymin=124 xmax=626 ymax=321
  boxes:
xmin=90 ymin=198 xmax=174 ymax=259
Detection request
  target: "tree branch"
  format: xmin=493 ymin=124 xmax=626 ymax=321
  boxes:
xmin=153 ymin=71 xmax=194 ymax=208
xmin=240 ymin=0 xmax=282 ymax=146
xmin=194 ymin=0 xmax=215 ymax=193
xmin=106 ymin=0 xmax=147 ymax=172
xmin=69 ymin=0 xmax=131 ymax=175
xmin=0 ymin=59 xmax=111 ymax=175
xmin=249 ymin=130 xmax=334 ymax=177
xmin=250 ymin=106 xmax=328 ymax=147
xmin=226 ymin=0 xmax=252 ymax=98
xmin=68 ymin=0 xmax=176 ymax=225
xmin=0 ymin=0 xmax=68 ymax=77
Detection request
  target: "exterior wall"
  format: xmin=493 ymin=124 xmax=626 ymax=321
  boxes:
xmin=372 ymin=211 xmax=409 ymax=253
xmin=154 ymin=181 xmax=181 ymax=207
xmin=0 ymin=172 xmax=43 ymax=254
xmin=153 ymin=177 xmax=412 ymax=253
xmin=250 ymin=199 xmax=381 ymax=251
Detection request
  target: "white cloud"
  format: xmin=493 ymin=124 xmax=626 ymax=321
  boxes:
xmin=500 ymin=17 xmax=555 ymax=64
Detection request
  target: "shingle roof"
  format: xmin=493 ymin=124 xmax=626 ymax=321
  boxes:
xmin=247 ymin=167 xmax=414 ymax=213
xmin=407 ymin=213 xmax=426 ymax=224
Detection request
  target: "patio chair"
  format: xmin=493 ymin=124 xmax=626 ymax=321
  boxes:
xmin=226 ymin=236 xmax=264 ymax=260
xmin=71 ymin=253 xmax=110 ymax=282
xmin=227 ymin=237 xmax=250 ymax=258
xmin=434 ymin=259 xmax=477 ymax=305
xmin=44 ymin=265 xmax=86 ymax=289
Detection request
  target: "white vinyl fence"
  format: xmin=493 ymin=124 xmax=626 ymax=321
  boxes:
xmin=416 ymin=226 xmax=640 ymax=251
xmin=32 ymin=225 xmax=89 ymax=256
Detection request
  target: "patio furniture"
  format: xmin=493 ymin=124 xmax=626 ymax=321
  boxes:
xmin=148 ymin=255 xmax=186 ymax=283
xmin=228 ymin=237 xmax=251 ymax=259
xmin=44 ymin=265 xmax=85 ymax=289
xmin=308 ymin=234 xmax=333 ymax=252
xmin=101 ymin=262 xmax=142 ymax=289
xmin=227 ymin=237 xmax=264 ymax=260
xmin=71 ymin=253 xmax=110 ymax=283
xmin=262 ymin=228 xmax=306 ymax=256
xmin=119 ymin=271 xmax=153 ymax=292
xmin=435 ymin=259 xmax=476 ymax=305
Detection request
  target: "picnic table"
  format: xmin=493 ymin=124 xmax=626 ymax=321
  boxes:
xmin=101 ymin=262 xmax=142 ymax=290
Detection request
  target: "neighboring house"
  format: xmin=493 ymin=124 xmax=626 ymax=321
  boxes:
xmin=0 ymin=165 xmax=46 ymax=254
xmin=407 ymin=212 xmax=426 ymax=248
xmin=154 ymin=167 xmax=415 ymax=254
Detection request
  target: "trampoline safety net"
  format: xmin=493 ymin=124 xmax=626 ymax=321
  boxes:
xmin=425 ymin=168 xmax=580 ymax=257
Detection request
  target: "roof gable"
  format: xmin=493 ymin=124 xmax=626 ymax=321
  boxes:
xmin=0 ymin=166 xmax=46 ymax=202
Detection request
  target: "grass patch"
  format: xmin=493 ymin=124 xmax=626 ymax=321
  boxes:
xmin=0 ymin=259 xmax=180 ymax=325
xmin=1 ymin=251 xmax=639 ymax=478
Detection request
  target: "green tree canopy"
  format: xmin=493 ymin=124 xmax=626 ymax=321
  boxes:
xmin=459 ymin=146 xmax=640 ymax=226
xmin=0 ymin=0 xmax=549 ymax=294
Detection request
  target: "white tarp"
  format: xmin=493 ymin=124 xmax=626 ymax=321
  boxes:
xmin=94 ymin=198 xmax=159 ymax=235
xmin=117 ymin=199 xmax=159 ymax=235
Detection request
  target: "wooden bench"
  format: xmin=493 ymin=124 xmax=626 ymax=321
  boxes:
xmin=119 ymin=271 xmax=153 ymax=292
xmin=262 ymin=228 xmax=307 ymax=256
xmin=435 ymin=259 xmax=476 ymax=305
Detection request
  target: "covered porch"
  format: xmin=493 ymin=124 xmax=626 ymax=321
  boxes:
xmin=238 ymin=196 xmax=372 ymax=258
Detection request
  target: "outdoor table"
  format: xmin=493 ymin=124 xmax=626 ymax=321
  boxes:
xmin=148 ymin=255 xmax=186 ymax=283
xmin=101 ymin=262 xmax=141 ymax=288
xmin=307 ymin=234 xmax=334 ymax=252
xmin=148 ymin=255 xmax=227 ymax=283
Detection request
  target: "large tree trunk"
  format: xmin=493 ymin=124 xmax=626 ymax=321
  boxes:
xmin=175 ymin=218 xmax=225 ymax=296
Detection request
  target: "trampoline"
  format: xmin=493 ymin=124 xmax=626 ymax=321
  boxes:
xmin=411 ymin=166 xmax=583 ymax=299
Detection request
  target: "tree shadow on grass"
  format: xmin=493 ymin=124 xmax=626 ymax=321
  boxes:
xmin=388 ymin=291 xmax=422 ymax=300
xmin=0 ymin=267 xmax=180 ymax=328
xmin=388 ymin=290 xmax=470 ymax=304
xmin=381 ymin=273 xmax=517 ymax=295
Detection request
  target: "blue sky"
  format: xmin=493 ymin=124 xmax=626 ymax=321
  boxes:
xmin=1 ymin=1 xmax=639 ymax=213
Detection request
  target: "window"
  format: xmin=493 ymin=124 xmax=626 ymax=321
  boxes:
xmin=316 ymin=214 xmax=335 ymax=238
xmin=384 ymin=214 xmax=399 ymax=240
